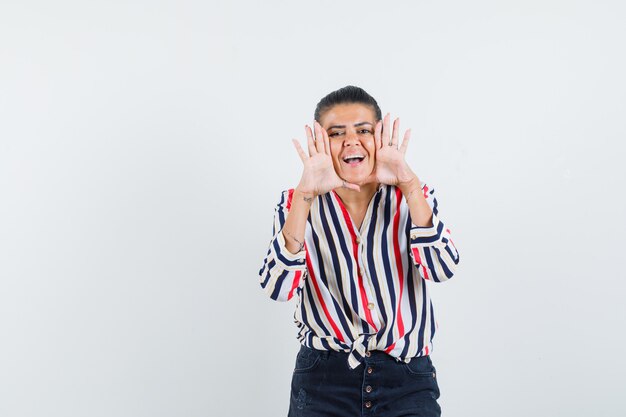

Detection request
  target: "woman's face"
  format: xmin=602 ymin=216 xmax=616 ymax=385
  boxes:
xmin=318 ymin=103 xmax=379 ymax=186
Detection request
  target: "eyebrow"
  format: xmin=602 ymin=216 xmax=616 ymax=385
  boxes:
xmin=327 ymin=122 xmax=373 ymax=130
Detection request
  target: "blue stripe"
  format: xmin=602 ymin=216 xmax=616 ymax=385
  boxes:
xmin=430 ymin=300 xmax=436 ymax=338
xmin=258 ymin=247 xmax=271 ymax=277
xmin=269 ymin=269 xmax=290 ymax=300
xmin=444 ymin=244 xmax=460 ymax=264
xmin=303 ymin=271 xmax=331 ymax=336
xmin=320 ymin=338 xmax=331 ymax=350
xmin=415 ymin=275 xmax=428 ymax=354
xmin=260 ymin=258 xmax=276 ymax=288
xmin=277 ymin=191 xmax=286 ymax=227
xmin=433 ymin=247 xmax=454 ymax=278
xmin=272 ymin=238 xmax=304 ymax=267
xmin=411 ymin=220 xmax=444 ymax=245
xmin=423 ymin=249 xmax=440 ymax=282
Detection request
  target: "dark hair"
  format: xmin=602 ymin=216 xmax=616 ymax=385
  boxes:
xmin=314 ymin=85 xmax=382 ymax=123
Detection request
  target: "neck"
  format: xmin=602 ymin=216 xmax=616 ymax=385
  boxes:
xmin=334 ymin=182 xmax=380 ymax=208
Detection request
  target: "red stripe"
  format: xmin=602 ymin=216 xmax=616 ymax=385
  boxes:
xmin=287 ymin=270 xmax=301 ymax=301
xmin=306 ymin=252 xmax=345 ymax=343
xmin=332 ymin=191 xmax=377 ymax=331
xmin=412 ymin=247 xmax=430 ymax=280
xmin=425 ymin=345 xmax=429 ymax=355
xmin=285 ymin=188 xmax=302 ymax=301
xmin=286 ymin=188 xmax=294 ymax=211
xmin=422 ymin=185 xmax=429 ymax=199
xmin=392 ymin=187 xmax=405 ymax=339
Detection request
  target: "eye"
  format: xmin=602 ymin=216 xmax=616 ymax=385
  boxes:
xmin=329 ymin=132 xmax=343 ymax=137
xmin=359 ymin=129 xmax=372 ymax=134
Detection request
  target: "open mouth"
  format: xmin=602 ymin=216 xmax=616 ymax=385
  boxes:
xmin=342 ymin=155 xmax=365 ymax=166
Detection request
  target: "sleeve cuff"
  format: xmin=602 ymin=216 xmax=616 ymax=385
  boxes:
xmin=409 ymin=213 xmax=445 ymax=245
xmin=271 ymin=229 xmax=307 ymax=269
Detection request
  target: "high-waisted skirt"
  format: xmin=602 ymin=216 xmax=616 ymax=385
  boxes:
xmin=288 ymin=344 xmax=441 ymax=417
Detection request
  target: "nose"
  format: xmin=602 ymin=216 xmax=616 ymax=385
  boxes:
xmin=343 ymin=130 xmax=361 ymax=147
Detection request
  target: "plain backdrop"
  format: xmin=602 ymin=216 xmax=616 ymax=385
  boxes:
xmin=1 ymin=1 xmax=625 ymax=416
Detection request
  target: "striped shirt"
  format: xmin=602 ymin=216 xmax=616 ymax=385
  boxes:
xmin=258 ymin=181 xmax=460 ymax=369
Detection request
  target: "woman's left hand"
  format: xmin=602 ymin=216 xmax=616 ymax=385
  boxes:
xmin=365 ymin=113 xmax=417 ymax=189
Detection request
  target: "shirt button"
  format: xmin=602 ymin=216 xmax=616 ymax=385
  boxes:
xmin=365 ymin=385 xmax=373 ymax=393
xmin=367 ymin=303 xmax=375 ymax=310
xmin=367 ymin=366 xmax=373 ymax=374
xmin=365 ymin=401 xmax=372 ymax=408
xmin=356 ymin=237 xmax=361 ymax=244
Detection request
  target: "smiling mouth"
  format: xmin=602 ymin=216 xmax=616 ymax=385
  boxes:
xmin=342 ymin=155 xmax=365 ymax=166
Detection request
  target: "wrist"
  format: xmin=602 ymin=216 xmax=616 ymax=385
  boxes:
xmin=398 ymin=175 xmax=420 ymax=196
xmin=294 ymin=187 xmax=316 ymax=203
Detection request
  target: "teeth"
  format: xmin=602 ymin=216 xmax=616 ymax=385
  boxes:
xmin=343 ymin=155 xmax=365 ymax=162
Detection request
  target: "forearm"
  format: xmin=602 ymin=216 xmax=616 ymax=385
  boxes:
xmin=399 ymin=175 xmax=433 ymax=227
xmin=282 ymin=189 xmax=314 ymax=254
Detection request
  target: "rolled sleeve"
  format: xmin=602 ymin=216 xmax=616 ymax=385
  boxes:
xmin=408 ymin=183 xmax=460 ymax=282
xmin=259 ymin=190 xmax=308 ymax=301
xmin=271 ymin=228 xmax=307 ymax=270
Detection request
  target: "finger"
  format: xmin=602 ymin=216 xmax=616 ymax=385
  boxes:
xmin=399 ymin=129 xmax=411 ymax=155
xmin=322 ymin=124 xmax=331 ymax=155
xmin=305 ymin=125 xmax=317 ymax=156
xmin=382 ymin=113 xmax=391 ymax=146
xmin=374 ymin=120 xmax=383 ymax=149
xmin=292 ymin=139 xmax=308 ymax=162
xmin=391 ymin=117 xmax=400 ymax=147
xmin=314 ymin=121 xmax=325 ymax=154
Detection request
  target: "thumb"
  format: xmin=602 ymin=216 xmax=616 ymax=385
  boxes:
xmin=342 ymin=181 xmax=361 ymax=192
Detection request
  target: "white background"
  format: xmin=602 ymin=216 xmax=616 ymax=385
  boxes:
xmin=1 ymin=1 xmax=625 ymax=416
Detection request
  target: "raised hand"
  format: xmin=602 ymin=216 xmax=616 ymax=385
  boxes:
xmin=292 ymin=121 xmax=361 ymax=196
xmin=365 ymin=113 xmax=416 ymax=187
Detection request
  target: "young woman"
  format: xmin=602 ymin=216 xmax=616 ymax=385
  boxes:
xmin=259 ymin=86 xmax=460 ymax=417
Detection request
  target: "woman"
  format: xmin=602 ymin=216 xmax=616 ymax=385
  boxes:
xmin=259 ymin=86 xmax=460 ymax=417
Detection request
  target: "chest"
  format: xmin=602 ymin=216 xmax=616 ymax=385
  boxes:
xmin=347 ymin=207 xmax=368 ymax=231
xmin=307 ymin=188 xmax=407 ymax=244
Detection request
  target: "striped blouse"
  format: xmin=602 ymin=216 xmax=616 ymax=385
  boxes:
xmin=258 ymin=181 xmax=460 ymax=369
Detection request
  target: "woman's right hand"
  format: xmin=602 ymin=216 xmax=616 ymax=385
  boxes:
xmin=292 ymin=121 xmax=361 ymax=196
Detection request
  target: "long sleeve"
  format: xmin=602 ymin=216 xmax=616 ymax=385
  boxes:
xmin=258 ymin=189 xmax=308 ymax=301
xmin=408 ymin=183 xmax=460 ymax=282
